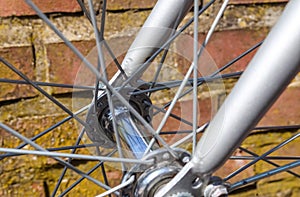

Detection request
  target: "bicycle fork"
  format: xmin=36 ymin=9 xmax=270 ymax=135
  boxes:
xmin=107 ymin=0 xmax=300 ymax=196
xmin=154 ymin=0 xmax=300 ymax=196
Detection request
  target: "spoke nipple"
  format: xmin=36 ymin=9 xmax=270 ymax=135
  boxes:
xmin=145 ymin=115 xmax=151 ymax=122
xmin=204 ymin=183 xmax=228 ymax=197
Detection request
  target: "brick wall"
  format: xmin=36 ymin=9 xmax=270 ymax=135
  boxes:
xmin=0 ymin=0 xmax=299 ymax=196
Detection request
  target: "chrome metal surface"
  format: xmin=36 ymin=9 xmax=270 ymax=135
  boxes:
xmin=154 ymin=161 xmax=208 ymax=197
xmin=85 ymin=87 xmax=154 ymax=156
xmin=204 ymin=185 xmax=228 ymax=197
xmin=169 ymin=192 xmax=194 ymax=197
xmin=121 ymin=148 xmax=191 ymax=197
xmin=204 ymin=180 xmax=228 ymax=197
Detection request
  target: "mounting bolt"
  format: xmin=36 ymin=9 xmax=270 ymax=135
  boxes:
xmin=204 ymin=184 xmax=228 ymax=197
xmin=182 ymin=156 xmax=190 ymax=163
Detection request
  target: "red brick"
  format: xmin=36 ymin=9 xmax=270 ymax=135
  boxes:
xmin=0 ymin=46 xmax=36 ymax=101
xmin=0 ymin=0 xmax=81 ymax=17
xmin=176 ymin=29 xmax=267 ymax=75
xmin=47 ymin=36 xmax=135 ymax=94
xmin=214 ymin=149 xmax=255 ymax=183
xmin=0 ymin=0 xmax=289 ymax=17
xmin=205 ymin=29 xmax=267 ymax=73
xmin=154 ymin=97 xmax=214 ymax=132
xmin=258 ymin=86 xmax=300 ymax=126
xmin=151 ymin=97 xmax=212 ymax=145
xmin=175 ymin=29 xmax=299 ymax=127
xmin=47 ymin=40 xmax=96 ymax=93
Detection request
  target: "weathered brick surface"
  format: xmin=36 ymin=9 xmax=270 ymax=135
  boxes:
xmin=0 ymin=0 xmax=157 ymax=17
xmin=259 ymin=86 xmax=300 ymax=126
xmin=0 ymin=46 xmax=36 ymax=101
xmin=47 ymin=41 xmax=96 ymax=91
xmin=0 ymin=97 xmax=106 ymax=196
xmin=175 ymin=29 xmax=267 ymax=75
xmin=205 ymin=29 xmax=267 ymax=72
xmin=0 ymin=0 xmax=288 ymax=18
xmin=0 ymin=0 xmax=81 ymax=17
xmin=46 ymin=35 xmax=136 ymax=94
xmin=235 ymin=130 xmax=300 ymax=196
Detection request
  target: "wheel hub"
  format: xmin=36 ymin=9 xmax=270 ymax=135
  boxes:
xmin=85 ymin=87 xmax=152 ymax=148
xmin=121 ymin=149 xmax=191 ymax=197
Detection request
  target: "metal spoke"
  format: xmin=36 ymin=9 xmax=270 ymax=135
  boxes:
xmin=162 ymin=40 xmax=262 ymax=109
xmin=47 ymin=143 xmax=101 ymax=152
xmin=76 ymin=0 xmax=92 ymax=23
xmin=93 ymin=0 xmax=106 ymax=111
xmin=0 ymin=78 xmax=94 ymax=90
xmin=237 ymin=146 xmax=300 ymax=178
xmin=2 ymin=144 xmax=101 ymax=157
xmin=193 ymin=0 xmax=200 ymax=155
xmin=224 ymin=132 xmax=300 ymax=181
xmin=51 ymin=129 xmax=86 ymax=197
xmin=148 ymin=48 xmax=169 ymax=97
xmin=25 ymin=0 xmax=174 ymax=159
xmin=0 ymin=104 xmax=89 ymax=160
xmin=159 ymin=130 xmax=193 ymax=135
xmin=76 ymin=0 xmax=127 ymax=78
xmin=143 ymin=57 xmax=197 ymax=156
xmin=147 ymin=27 xmax=175 ymax=97
xmin=171 ymin=123 xmax=209 ymax=148
xmin=253 ymin=124 xmax=300 ymax=131
xmin=95 ymin=175 xmax=135 ymax=197
xmin=102 ymin=39 xmax=127 ymax=79
xmin=0 ymin=122 xmax=113 ymax=192
xmin=230 ymin=160 xmax=300 ymax=192
xmin=0 ymin=147 xmax=153 ymax=164
xmin=146 ymin=101 xmax=194 ymax=127
xmin=87 ymin=0 xmax=127 ymax=172
xmin=99 ymin=0 xmax=106 ymax=35
xmin=192 ymin=0 xmax=230 ymax=153
xmin=130 ymin=72 xmax=242 ymax=96
xmin=0 ymin=57 xmax=92 ymax=132
xmin=211 ymin=41 xmax=263 ymax=76
xmin=100 ymin=162 xmax=112 ymax=197
xmin=58 ymin=149 xmax=116 ymax=197
xmin=230 ymin=155 xmax=300 ymax=161
xmin=203 ymin=0 xmax=230 ymax=47
xmin=96 ymin=146 xmax=112 ymax=197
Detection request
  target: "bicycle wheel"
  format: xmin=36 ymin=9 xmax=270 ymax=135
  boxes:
xmin=0 ymin=0 xmax=299 ymax=196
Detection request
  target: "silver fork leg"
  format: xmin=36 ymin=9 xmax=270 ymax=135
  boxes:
xmin=192 ymin=0 xmax=300 ymax=175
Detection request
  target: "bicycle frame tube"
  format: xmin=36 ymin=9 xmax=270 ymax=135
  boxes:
xmin=117 ymin=0 xmax=193 ymax=79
